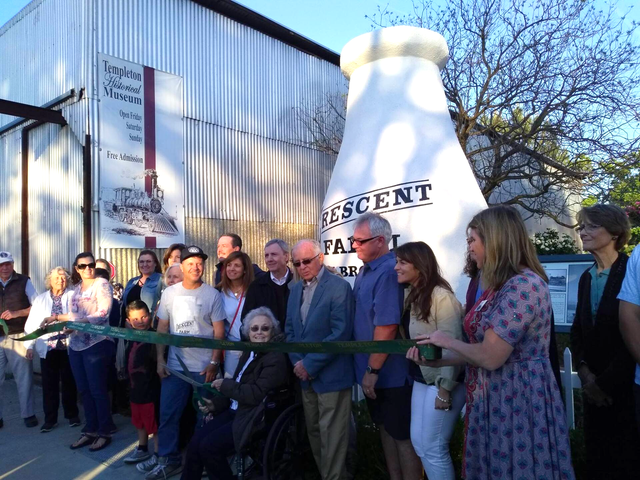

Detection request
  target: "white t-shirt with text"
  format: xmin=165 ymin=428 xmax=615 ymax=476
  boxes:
xmin=157 ymin=282 xmax=226 ymax=372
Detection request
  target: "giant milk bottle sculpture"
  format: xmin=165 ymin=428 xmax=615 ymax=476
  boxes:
xmin=321 ymin=26 xmax=487 ymax=298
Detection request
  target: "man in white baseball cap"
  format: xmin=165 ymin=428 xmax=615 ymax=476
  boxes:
xmin=0 ymin=251 xmax=39 ymax=429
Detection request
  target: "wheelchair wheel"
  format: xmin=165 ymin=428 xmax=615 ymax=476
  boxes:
xmin=262 ymin=403 xmax=311 ymax=480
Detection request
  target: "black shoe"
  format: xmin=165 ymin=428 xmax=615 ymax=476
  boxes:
xmin=24 ymin=416 xmax=38 ymax=428
xmin=69 ymin=417 xmax=81 ymax=427
xmin=0 ymin=418 xmax=3 ymax=429
xmin=40 ymin=422 xmax=58 ymax=432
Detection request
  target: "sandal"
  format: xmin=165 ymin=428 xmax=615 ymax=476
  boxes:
xmin=70 ymin=433 xmax=96 ymax=449
xmin=89 ymin=435 xmax=112 ymax=452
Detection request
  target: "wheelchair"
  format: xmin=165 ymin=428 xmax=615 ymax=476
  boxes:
xmin=232 ymin=386 xmax=312 ymax=480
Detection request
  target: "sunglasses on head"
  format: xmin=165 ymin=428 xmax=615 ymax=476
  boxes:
xmin=77 ymin=262 xmax=96 ymax=270
xmin=250 ymin=325 xmax=272 ymax=333
xmin=292 ymin=253 xmax=320 ymax=268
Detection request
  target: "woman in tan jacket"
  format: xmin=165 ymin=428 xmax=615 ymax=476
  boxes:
xmin=395 ymin=241 xmax=465 ymax=480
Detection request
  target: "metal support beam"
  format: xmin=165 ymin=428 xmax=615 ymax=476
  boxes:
xmin=0 ymin=89 xmax=77 ymax=135
xmin=0 ymin=98 xmax=67 ymax=126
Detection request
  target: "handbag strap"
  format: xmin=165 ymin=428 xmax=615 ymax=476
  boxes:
xmin=227 ymin=290 xmax=244 ymax=334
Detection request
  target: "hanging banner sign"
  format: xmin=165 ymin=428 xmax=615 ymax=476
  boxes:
xmin=98 ymin=53 xmax=185 ymax=248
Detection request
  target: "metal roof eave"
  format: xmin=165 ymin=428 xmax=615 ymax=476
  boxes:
xmin=192 ymin=0 xmax=341 ymax=66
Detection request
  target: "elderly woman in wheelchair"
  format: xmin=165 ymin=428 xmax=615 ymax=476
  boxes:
xmin=181 ymin=307 xmax=290 ymax=480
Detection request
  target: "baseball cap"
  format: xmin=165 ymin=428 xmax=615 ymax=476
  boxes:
xmin=0 ymin=252 xmax=14 ymax=264
xmin=181 ymin=245 xmax=208 ymax=263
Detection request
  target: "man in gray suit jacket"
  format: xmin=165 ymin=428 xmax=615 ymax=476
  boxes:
xmin=285 ymin=239 xmax=354 ymax=480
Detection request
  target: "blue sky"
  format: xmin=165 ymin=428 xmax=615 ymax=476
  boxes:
xmin=2 ymin=0 xmax=634 ymax=55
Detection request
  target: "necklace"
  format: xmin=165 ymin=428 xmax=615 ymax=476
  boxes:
xmin=231 ymin=286 xmax=243 ymax=298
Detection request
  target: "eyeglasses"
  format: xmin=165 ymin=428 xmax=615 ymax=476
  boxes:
xmin=575 ymin=223 xmax=602 ymax=233
xmin=292 ymin=253 xmax=321 ymax=268
xmin=250 ymin=325 xmax=272 ymax=333
xmin=349 ymin=236 xmax=380 ymax=246
xmin=77 ymin=262 xmax=96 ymax=270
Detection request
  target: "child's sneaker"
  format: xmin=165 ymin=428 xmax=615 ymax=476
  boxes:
xmin=136 ymin=454 xmax=158 ymax=473
xmin=124 ymin=447 xmax=152 ymax=464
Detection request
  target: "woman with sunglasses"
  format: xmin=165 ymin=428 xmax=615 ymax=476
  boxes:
xmin=570 ymin=204 xmax=639 ymax=479
xmin=181 ymin=307 xmax=290 ymax=480
xmin=41 ymin=252 xmax=115 ymax=451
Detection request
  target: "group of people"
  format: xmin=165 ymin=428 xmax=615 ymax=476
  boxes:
xmin=1 ymin=204 xmax=639 ymax=479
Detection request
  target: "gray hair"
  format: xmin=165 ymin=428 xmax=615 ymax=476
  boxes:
xmin=241 ymin=307 xmax=281 ymax=339
xmin=265 ymin=238 xmax=290 ymax=254
xmin=354 ymin=212 xmax=393 ymax=243
xmin=44 ymin=266 xmax=71 ymax=291
xmin=292 ymin=239 xmax=322 ymax=257
xmin=163 ymin=263 xmax=183 ymax=286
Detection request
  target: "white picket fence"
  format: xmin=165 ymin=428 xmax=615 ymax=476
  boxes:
xmin=560 ymin=347 xmax=581 ymax=430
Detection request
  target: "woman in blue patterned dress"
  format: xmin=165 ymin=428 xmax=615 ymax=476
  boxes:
xmin=408 ymin=206 xmax=574 ymax=479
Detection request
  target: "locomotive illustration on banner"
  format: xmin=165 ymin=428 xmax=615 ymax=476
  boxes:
xmin=102 ymin=169 xmax=179 ymax=236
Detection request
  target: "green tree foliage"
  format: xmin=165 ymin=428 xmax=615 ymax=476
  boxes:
xmin=362 ymin=0 xmax=640 ymax=227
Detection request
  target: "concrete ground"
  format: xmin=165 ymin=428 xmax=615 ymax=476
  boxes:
xmin=0 ymin=377 xmax=142 ymax=480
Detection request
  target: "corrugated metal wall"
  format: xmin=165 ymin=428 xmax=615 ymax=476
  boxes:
xmin=0 ymin=127 xmax=25 ymax=272
xmin=1 ymin=0 xmax=345 ymax=286
xmin=91 ymin=0 xmax=345 ymax=147
xmin=184 ymin=119 xmax=335 ymax=223
xmin=0 ymin=0 xmax=88 ymax=126
xmin=27 ymin=124 xmax=84 ymax=293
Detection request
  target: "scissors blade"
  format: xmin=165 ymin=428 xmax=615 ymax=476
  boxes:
xmin=162 ymin=364 xmax=204 ymax=388
xmin=176 ymin=354 xmax=193 ymax=378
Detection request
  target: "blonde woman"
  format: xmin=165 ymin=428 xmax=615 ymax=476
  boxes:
xmin=411 ymin=206 xmax=574 ymax=480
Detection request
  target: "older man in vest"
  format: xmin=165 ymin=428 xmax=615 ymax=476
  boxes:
xmin=0 ymin=251 xmax=39 ymax=428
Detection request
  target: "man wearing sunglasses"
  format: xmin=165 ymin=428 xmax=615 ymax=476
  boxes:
xmin=285 ymin=239 xmax=354 ymax=480
xmin=351 ymin=213 xmax=422 ymax=480
xmin=0 ymin=251 xmax=39 ymax=429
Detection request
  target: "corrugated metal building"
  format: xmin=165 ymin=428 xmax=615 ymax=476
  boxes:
xmin=0 ymin=0 xmax=346 ymax=291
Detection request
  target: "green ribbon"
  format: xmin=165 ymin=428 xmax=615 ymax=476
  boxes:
xmin=0 ymin=319 xmax=8 ymax=337
xmin=14 ymin=322 xmax=441 ymax=359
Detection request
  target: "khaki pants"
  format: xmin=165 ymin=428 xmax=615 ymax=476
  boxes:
xmin=0 ymin=334 xmax=35 ymax=419
xmin=301 ymin=386 xmax=351 ymax=480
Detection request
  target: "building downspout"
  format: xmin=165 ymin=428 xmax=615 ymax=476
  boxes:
xmin=20 ymin=121 xmax=45 ymax=277
xmin=83 ymin=134 xmax=92 ymax=252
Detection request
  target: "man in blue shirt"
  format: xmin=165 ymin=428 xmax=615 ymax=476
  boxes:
xmin=351 ymin=213 xmax=422 ymax=480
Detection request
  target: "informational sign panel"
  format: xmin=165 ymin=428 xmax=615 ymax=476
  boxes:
xmin=98 ymin=53 xmax=184 ymax=248
xmin=540 ymin=254 xmax=594 ymax=332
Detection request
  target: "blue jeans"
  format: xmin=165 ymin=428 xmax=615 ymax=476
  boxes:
xmin=181 ymin=409 xmax=236 ymax=480
xmin=158 ymin=371 xmax=205 ymax=461
xmin=68 ymin=340 xmax=115 ymax=436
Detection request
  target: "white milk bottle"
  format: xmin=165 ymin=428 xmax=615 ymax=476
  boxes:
xmin=321 ymin=26 xmax=487 ymax=299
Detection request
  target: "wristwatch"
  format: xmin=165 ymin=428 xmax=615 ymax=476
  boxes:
xmin=366 ymin=365 xmax=380 ymax=375
xmin=209 ymin=360 xmax=220 ymax=367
